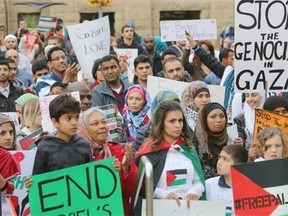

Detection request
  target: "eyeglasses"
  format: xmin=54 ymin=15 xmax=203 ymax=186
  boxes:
xmin=101 ymin=65 xmax=118 ymax=72
xmin=51 ymin=56 xmax=67 ymax=61
xmin=80 ymin=95 xmax=92 ymax=101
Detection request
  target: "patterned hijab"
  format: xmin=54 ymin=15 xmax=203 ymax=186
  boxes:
xmin=181 ymin=81 xmax=210 ymax=132
xmin=78 ymin=107 xmax=112 ymax=160
xmin=121 ymin=85 xmax=151 ymax=141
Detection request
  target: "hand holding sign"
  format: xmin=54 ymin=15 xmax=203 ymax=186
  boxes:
xmin=184 ymin=32 xmax=198 ymax=49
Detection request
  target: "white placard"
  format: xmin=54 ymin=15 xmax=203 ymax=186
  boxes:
xmin=227 ymin=124 xmax=238 ymax=140
xmin=142 ymin=199 xmax=226 ymax=216
xmin=39 ymin=92 xmax=80 ymax=133
xmin=67 ymin=16 xmax=110 ymax=82
xmin=160 ymin=19 xmax=217 ymax=42
xmin=234 ymin=0 xmax=288 ymax=92
xmin=114 ymin=48 xmax=138 ymax=83
xmin=147 ymin=76 xmax=225 ymax=105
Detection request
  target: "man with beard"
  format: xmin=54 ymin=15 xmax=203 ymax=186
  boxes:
xmin=35 ymin=46 xmax=78 ymax=97
xmin=162 ymin=57 xmax=188 ymax=82
xmin=0 ymin=60 xmax=24 ymax=112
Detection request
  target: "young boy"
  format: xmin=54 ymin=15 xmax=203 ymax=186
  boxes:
xmin=205 ymin=145 xmax=248 ymax=215
xmin=32 ymin=94 xmax=92 ymax=175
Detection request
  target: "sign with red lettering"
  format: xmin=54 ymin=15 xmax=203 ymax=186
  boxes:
xmin=28 ymin=158 xmax=123 ymax=216
xmin=234 ymin=0 xmax=288 ymax=92
xmin=231 ymin=158 xmax=288 ymax=215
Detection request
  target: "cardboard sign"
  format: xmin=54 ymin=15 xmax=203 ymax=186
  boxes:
xmin=160 ymin=19 xmax=217 ymax=42
xmin=234 ymin=0 xmax=288 ymax=92
xmin=28 ymin=158 xmax=124 ymax=216
xmin=67 ymin=16 xmax=110 ymax=82
xmin=231 ymin=158 xmax=288 ymax=215
xmin=38 ymin=16 xmax=57 ymax=34
xmin=147 ymin=76 xmax=225 ymax=105
xmin=97 ymin=104 xmax=121 ymax=142
xmin=142 ymin=200 xmax=226 ymax=216
xmin=9 ymin=150 xmax=36 ymax=216
xmin=114 ymin=48 xmax=138 ymax=83
xmin=39 ymin=92 xmax=80 ymax=133
xmin=253 ymin=109 xmax=288 ymax=141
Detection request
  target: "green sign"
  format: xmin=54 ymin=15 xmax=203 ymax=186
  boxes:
xmin=29 ymin=158 xmax=124 ymax=216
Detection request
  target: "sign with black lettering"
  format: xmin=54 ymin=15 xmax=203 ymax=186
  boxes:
xmin=28 ymin=158 xmax=123 ymax=216
xmin=253 ymin=109 xmax=288 ymax=141
xmin=67 ymin=16 xmax=110 ymax=82
xmin=231 ymin=158 xmax=288 ymax=215
xmin=234 ymin=0 xmax=288 ymax=92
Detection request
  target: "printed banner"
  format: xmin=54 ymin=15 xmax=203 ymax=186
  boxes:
xmin=28 ymin=158 xmax=124 ymax=216
xmin=160 ymin=19 xmax=217 ymax=42
xmin=253 ymin=109 xmax=288 ymax=141
xmin=38 ymin=16 xmax=57 ymax=34
xmin=97 ymin=104 xmax=121 ymax=142
xmin=234 ymin=0 xmax=288 ymax=92
xmin=231 ymin=158 xmax=288 ymax=215
xmin=10 ymin=150 xmax=36 ymax=216
xmin=67 ymin=16 xmax=110 ymax=82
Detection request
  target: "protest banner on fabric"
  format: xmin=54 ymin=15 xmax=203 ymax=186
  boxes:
xmin=28 ymin=158 xmax=124 ymax=216
xmin=231 ymin=158 xmax=288 ymax=215
xmin=9 ymin=150 xmax=36 ymax=216
xmin=38 ymin=16 xmax=57 ymax=34
xmin=67 ymin=16 xmax=110 ymax=82
xmin=142 ymin=200 xmax=225 ymax=216
xmin=97 ymin=104 xmax=121 ymax=142
xmin=160 ymin=19 xmax=217 ymax=42
xmin=234 ymin=0 xmax=288 ymax=93
xmin=39 ymin=92 xmax=80 ymax=133
xmin=147 ymin=76 xmax=225 ymax=105
xmin=114 ymin=48 xmax=138 ymax=83
xmin=253 ymin=109 xmax=288 ymax=141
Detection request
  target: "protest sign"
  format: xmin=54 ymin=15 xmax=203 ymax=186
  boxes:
xmin=39 ymin=92 xmax=80 ymax=133
xmin=28 ymin=158 xmax=124 ymax=216
xmin=1 ymin=196 xmax=17 ymax=216
xmin=142 ymin=200 xmax=225 ymax=215
xmin=9 ymin=151 xmax=36 ymax=216
xmin=160 ymin=19 xmax=217 ymax=42
xmin=97 ymin=104 xmax=121 ymax=142
xmin=114 ymin=48 xmax=138 ymax=83
xmin=231 ymin=158 xmax=288 ymax=215
xmin=234 ymin=0 xmax=288 ymax=92
xmin=253 ymin=109 xmax=288 ymax=141
xmin=147 ymin=76 xmax=225 ymax=105
xmin=38 ymin=16 xmax=57 ymax=34
xmin=67 ymin=16 xmax=110 ymax=82
xmin=19 ymin=128 xmax=43 ymax=150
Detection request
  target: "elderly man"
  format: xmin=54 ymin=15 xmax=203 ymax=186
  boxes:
xmin=67 ymin=82 xmax=92 ymax=111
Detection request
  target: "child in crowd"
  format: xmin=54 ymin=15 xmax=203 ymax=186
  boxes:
xmin=255 ymin=127 xmax=287 ymax=161
xmin=25 ymin=94 xmax=92 ymax=187
xmin=205 ymin=145 xmax=248 ymax=215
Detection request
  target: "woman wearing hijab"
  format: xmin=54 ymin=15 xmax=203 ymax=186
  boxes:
xmin=134 ymin=90 xmax=180 ymax=151
xmin=78 ymin=107 xmax=137 ymax=216
xmin=135 ymin=100 xmax=205 ymax=214
xmin=121 ymin=85 xmax=151 ymax=142
xmin=181 ymin=81 xmax=211 ymax=134
xmin=196 ymin=102 xmax=233 ymax=179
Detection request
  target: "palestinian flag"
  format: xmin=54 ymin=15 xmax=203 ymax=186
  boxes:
xmin=166 ymin=169 xmax=187 ymax=186
xmin=38 ymin=16 xmax=57 ymax=34
xmin=231 ymin=158 xmax=288 ymax=216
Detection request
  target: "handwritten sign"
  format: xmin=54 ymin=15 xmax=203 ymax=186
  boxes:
xmin=147 ymin=76 xmax=225 ymax=105
xmin=142 ymin=200 xmax=225 ymax=215
xmin=253 ymin=109 xmax=288 ymax=141
xmin=114 ymin=48 xmax=138 ymax=83
xmin=97 ymin=104 xmax=121 ymax=142
xmin=38 ymin=16 xmax=57 ymax=34
xmin=160 ymin=19 xmax=217 ymax=42
xmin=234 ymin=0 xmax=288 ymax=92
xmin=232 ymin=158 xmax=288 ymax=215
xmin=28 ymin=158 xmax=124 ymax=216
xmin=39 ymin=92 xmax=80 ymax=133
xmin=10 ymin=150 xmax=36 ymax=216
xmin=67 ymin=16 xmax=110 ymax=82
